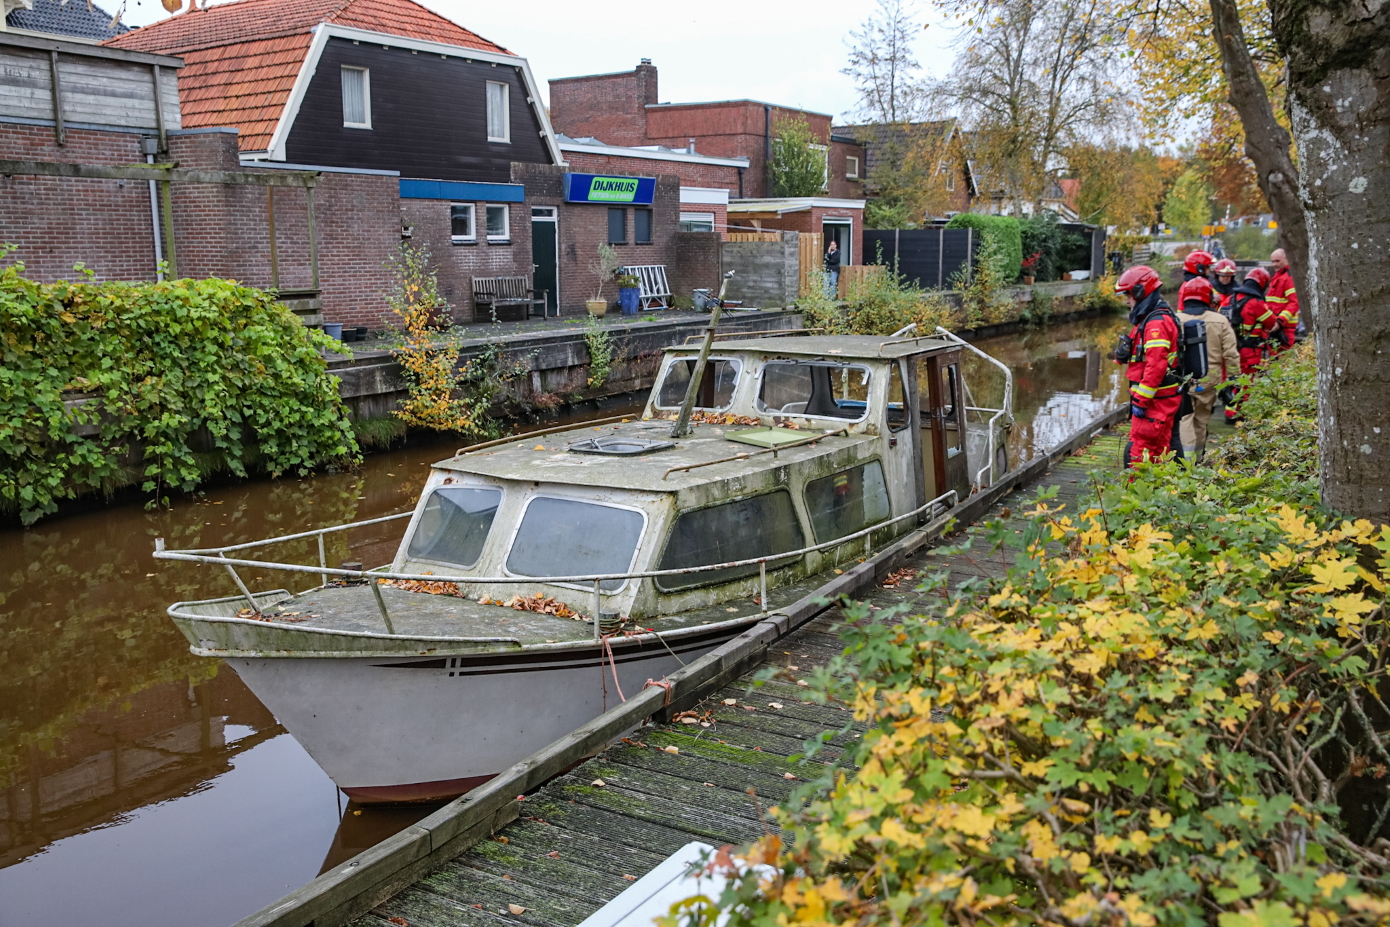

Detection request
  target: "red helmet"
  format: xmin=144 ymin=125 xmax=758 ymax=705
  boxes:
xmin=1115 ymin=265 xmax=1162 ymax=300
xmin=1245 ymin=267 xmax=1271 ymax=290
xmin=1178 ymin=277 xmax=1215 ymax=308
xmin=1183 ymin=249 xmax=1215 ymax=277
xmin=1212 ymin=258 xmax=1238 ymax=277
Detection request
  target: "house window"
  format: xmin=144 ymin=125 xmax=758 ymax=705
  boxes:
xmin=679 ymin=212 xmax=715 ymax=232
xmin=812 ymin=144 xmax=829 ymax=192
xmin=486 ymin=80 xmax=510 ymax=143
xmin=846 ymin=156 xmax=859 ymax=180
xmin=939 ymin=161 xmax=955 ymax=192
xmin=634 ymin=208 xmax=653 ymax=244
xmin=450 ymin=203 xmax=475 ymax=243
xmin=485 ymin=204 xmax=509 ymax=242
xmin=341 ymin=66 xmax=370 ymax=128
xmin=608 ymin=208 xmax=626 ymax=244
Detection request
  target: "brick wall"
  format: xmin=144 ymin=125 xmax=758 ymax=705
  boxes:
xmin=0 ymin=122 xmax=399 ymax=329
xmin=515 ymin=161 xmax=684 ymax=315
xmin=670 ymin=231 xmax=722 ymax=304
xmin=548 ymin=62 xmax=657 ymax=147
xmin=827 ymin=139 xmax=868 ymax=200
xmin=0 ymin=123 xmax=159 ymax=282
xmin=401 ymin=197 xmax=533 ymax=324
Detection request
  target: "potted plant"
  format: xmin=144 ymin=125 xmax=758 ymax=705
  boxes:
xmin=617 ymin=272 xmax=641 ymax=316
xmin=587 ymin=244 xmax=622 ymax=317
xmin=1021 ymin=251 xmax=1041 ymax=286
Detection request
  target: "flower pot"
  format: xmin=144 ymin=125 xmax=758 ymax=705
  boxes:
xmin=586 ymin=299 xmax=608 ymax=317
xmin=618 ymin=286 xmax=641 ymax=316
xmin=1022 ymin=275 xmax=1035 ymax=286
xmin=323 ymin=322 xmax=344 ymax=340
xmin=355 ymin=327 xmax=368 ymax=342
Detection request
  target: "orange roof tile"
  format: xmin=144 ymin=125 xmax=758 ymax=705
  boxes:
xmin=104 ymin=0 xmax=511 ymax=151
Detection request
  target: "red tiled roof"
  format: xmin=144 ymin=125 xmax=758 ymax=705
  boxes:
xmin=104 ymin=0 xmax=511 ymax=151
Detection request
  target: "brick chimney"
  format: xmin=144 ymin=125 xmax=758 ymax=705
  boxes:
xmin=635 ymin=59 xmax=658 ymax=107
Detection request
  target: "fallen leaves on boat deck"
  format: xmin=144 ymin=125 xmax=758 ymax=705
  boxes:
xmin=378 ymin=578 xmax=465 ymax=597
xmin=479 ymin=592 xmax=583 ymax=620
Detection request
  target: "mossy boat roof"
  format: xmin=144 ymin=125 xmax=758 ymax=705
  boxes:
xmin=436 ymin=420 xmax=874 ymax=492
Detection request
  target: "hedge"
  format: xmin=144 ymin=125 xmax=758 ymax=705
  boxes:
xmin=0 ymin=261 xmax=360 ymax=523
xmin=946 ymin=212 xmax=1024 ymax=282
xmin=673 ymin=343 xmax=1390 ymax=927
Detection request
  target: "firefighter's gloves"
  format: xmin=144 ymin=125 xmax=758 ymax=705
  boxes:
xmin=1131 ymin=402 xmax=1148 ymax=419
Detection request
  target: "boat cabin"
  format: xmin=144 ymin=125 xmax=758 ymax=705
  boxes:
xmin=391 ymin=335 xmax=988 ymax=620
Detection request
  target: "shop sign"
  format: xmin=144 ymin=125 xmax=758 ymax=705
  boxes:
xmin=563 ymin=173 xmax=657 ymax=205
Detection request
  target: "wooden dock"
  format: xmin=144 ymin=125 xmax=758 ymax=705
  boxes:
xmin=340 ymin=433 xmax=1126 ymax=927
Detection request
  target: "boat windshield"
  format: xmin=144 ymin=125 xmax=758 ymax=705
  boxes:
xmin=756 ymin=361 xmax=872 ymax=421
xmin=654 ymin=357 xmax=741 ymax=410
xmin=506 ymin=497 xmax=645 ymax=592
xmin=407 ymin=486 xmax=502 ymax=568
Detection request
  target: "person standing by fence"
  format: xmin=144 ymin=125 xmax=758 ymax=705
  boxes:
xmin=1176 ymin=277 xmax=1239 ymax=460
xmin=824 ymin=240 xmax=841 ymax=296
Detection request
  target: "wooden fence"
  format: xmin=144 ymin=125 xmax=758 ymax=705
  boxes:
xmin=799 ymin=232 xmax=823 ymax=296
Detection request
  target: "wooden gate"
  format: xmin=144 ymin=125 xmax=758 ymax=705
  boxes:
xmin=798 ymin=232 xmax=823 ymax=296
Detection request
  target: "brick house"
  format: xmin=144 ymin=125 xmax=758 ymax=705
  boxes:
xmin=0 ymin=29 xmax=401 ymax=329
xmin=105 ymin=0 xmax=697 ymax=320
xmin=833 ymin=119 xmax=976 ymax=218
xmin=549 ymin=60 xmax=866 ymax=202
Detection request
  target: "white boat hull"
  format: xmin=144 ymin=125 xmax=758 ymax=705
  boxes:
xmin=226 ymin=624 xmax=745 ymax=802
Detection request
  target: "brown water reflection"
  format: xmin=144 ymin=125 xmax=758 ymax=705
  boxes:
xmin=0 ymin=319 xmax=1130 ymax=926
xmin=962 ymin=314 xmax=1131 ymax=466
xmin=0 ymin=398 xmax=641 ymax=927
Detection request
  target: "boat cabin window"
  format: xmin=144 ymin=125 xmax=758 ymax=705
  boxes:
xmin=655 ymin=491 xmax=804 ymax=592
xmin=407 ymin=486 xmax=502 ymax=568
xmin=805 ymin=461 xmax=891 ymax=543
xmin=506 ymin=497 xmax=645 ymax=592
xmin=655 ymin=357 xmax=741 ymax=410
xmin=756 ymin=362 xmax=871 ymax=421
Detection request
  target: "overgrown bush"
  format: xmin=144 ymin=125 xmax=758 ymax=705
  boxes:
xmin=797 ymin=264 xmax=953 ymax=337
xmin=677 ymin=339 xmax=1390 ymax=926
xmin=946 ymin=213 xmax=1024 ymax=282
xmin=1209 ymin=341 xmax=1318 ymax=478
xmin=0 ymin=260 xmax=358 ymax=524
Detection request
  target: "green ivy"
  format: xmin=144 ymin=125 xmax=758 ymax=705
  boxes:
xmin=0 ymin=260 xmax=360 ymax=524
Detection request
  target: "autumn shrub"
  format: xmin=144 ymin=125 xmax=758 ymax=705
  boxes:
xmin=675 ymin=340 xmax=1390 ymax=926
xmin=946 ymin=213 xmax=1025 ymax=282
xmin=0 ymin=260 xmax=358 ymax=524
xmin=1208 ymin=341 xmax=1318 ymax=481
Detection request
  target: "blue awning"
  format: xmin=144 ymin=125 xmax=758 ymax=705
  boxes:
xmin=399 ymin=179 xmax=526 ymax=203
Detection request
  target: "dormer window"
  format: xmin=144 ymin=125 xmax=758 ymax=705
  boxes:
xmin=341 ymin=66 xmax=371 ymax=129
xmin=486 ymin=80 xmax=510 ymax=143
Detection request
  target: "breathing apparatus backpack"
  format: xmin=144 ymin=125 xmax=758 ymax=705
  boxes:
xmin=1115 ymin=307 xmax=1208 ymax=382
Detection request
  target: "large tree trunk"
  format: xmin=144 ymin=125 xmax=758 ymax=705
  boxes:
xmin=1209 ymin=0 xmax=1310 ymax=290
xmin=1269 ymin=0 xmax=1390 ymax=523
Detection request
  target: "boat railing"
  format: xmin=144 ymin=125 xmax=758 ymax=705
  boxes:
xmin=933 ymin=327 xmax=1014 ymax=491
xmin=153 ymin=489 xmax=958 ymax=641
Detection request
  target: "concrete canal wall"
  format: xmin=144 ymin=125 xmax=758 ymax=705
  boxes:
xmin=232 ymin=403 xmax=1129 ymax=927
xmin=334 ymin=310 xmax=803 ymax=422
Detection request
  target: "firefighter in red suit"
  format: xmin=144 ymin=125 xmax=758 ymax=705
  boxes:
xmin=1224 ymin=267 xmax=1276 ymax=422
xmin=1115 ymin=266 xmax=1182 ymax=466
xmin=1182 ymin=249 xmax=1215 ymax=282
xmin=1212 ymin=258 xmax=1239 ymax=310
xmin=1266 ymin=248 xmax=1299 ymax=355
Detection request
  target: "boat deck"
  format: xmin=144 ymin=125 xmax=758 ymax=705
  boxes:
xmin=342 ymin=435 xmax=1123 ymax=927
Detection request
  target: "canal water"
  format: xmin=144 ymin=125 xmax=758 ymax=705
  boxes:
xmin=0 ymin=314 xmax=1130 ymax=927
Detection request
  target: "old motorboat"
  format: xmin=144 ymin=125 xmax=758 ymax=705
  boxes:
xmin=154 ymin=329 xmax=1013 ymax=802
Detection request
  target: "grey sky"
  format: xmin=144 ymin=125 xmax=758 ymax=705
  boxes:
xmin=116 ymin=0 xmax=959 ymax=121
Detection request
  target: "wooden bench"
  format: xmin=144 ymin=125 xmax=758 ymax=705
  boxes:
xmin=471 ymin=276 xmax=548 ymax=322
xmin=619 ymin=264 xmax=671 ymax=309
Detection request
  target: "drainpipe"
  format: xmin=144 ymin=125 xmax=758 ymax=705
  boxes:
xmin=142 ymin=137 xmax=164 ymax=281
xmin=763 ymin=104 xmax=772 ymax=197
xmin=737 ymin=166 xmax=744 ymax=199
